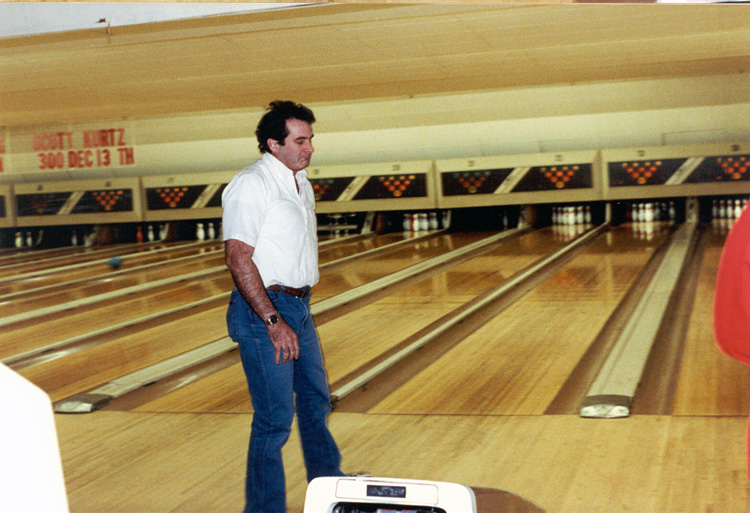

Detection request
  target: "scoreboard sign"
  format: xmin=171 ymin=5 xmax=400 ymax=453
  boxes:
xmin=13 ymin=178 xmax=141 ymax=227
xmin=141 ymin=172 xmax=235 ymax=222
xmin=609 ymin=155 xmax=750 ymax=187
xmin=308 ymin=160 xmax=435 ymax=213
xmin=441 ymin=164 xmax=593 ymax=196
xmin=602 ymin=142 xmax=750 ymax=199
xmin=16 ymin=189 xmax=133 ymax=216
xmin=436 ymin=150 xmax=600 ymax=208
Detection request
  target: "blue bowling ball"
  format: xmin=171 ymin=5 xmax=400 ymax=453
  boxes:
xmin=108 ymin=256 xmax=122 ymax=269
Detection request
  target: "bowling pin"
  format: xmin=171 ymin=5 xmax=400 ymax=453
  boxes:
xmin=734 ymin=199 xmax=742 ymax=219
xmin=136 ymin=226 xmax=143 ymax=243
xmin=26 ymin=232 xmax=33 ymax=247
xmin=208 ymin=222 xmax=216 ymax=239
xmin=419 ymin=213 xmax=428 ymax=231
xmin=576 ymin=206 xmax=584 ymax=225
xmin=719 ymin=200 xmax=726 ymax=219
xmin=196 ymin=223 xmax=205 ymax=241
xmin=71 ymin=231 xmax=78 ymax=246
xmin=441 ymin=211 xmax=452 ymax=230
xmin=403 ymin=213 xmax=411 ymax=231
xmin=585 ymin=205 xmax=592 ymax=225
xmin=429 ymin=212 xmax=438 ymax=230
xmin=668 ymin=201 xmax=676 ymax=221
xmin=644 ymin=203 xmax=654 ymax=223
xmin=147 ymin=225 xmax=155 ymax=242
xmin=14 ymin=232 xmax=23 ymax=248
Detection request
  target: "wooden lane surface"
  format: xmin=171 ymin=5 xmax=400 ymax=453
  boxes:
xmin=0 ymin=243 xmax=116 ymax=266
xmin=312 ymin=231 xmax=492 ymax=301
xmin=1 ymin=232 xmax=390 ymax=300
xmin=317 ymin=232 xmax=410 ymax=263
xmin=672 ymin=224 xmax=750 ymax=416
xmin=0 ymin=241 xmax=224 ymax=296
xmin=130 ymin=228 xmax=571 ymax=414
xmin=21 ymin=306 xmax=230 ymax=402
xmin=11 ymin=232 xmax=481 ymax=401
xmin=1 ymin=252 xmax=227 ymax=316
xmin=370 ymin=225 xmax=673 ymax=416
xmin=56 ymin=411 xmax=749 ymax=513
xmin=0 ymin=271 xmax=231 ymax=362
xmin=2 ymin=232 xmax=473 ymax=360
xmin=3 ymin=272 xmax=231 ymax=360
xmin=0 ymin=240 xmax=196 ymax=276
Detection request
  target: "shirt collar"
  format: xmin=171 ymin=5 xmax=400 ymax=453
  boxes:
xmin=263 ymin=152 xmax=307 ymax=178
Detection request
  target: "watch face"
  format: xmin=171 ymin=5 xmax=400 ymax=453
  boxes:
xmin=267 ymin=315 xmax=278 ymax=325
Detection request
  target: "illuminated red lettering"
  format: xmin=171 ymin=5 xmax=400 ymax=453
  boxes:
xmin=33 ymin=132 xmax=72 ymax=151
xmin=97 ymin=149 xmax=111 ymax=167
xmin=38 ymin=152 xmax=65 ymax=170
xmin=68 ymin=150 xmax=94 ymax=168
xmin=118 ymin=147 xmax=135 ymax=165
xmin=83 ymin=129 xmax=122 ymax=148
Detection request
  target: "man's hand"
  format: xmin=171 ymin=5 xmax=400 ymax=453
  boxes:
xmin=267 ymin=319 xmax=299 ymax=364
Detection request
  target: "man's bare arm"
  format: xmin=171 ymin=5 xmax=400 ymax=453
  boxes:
xmin=225 ymin=238 xmax=299 ymax=364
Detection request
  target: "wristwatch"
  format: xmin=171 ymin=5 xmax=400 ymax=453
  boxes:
xmin=265 ymin=314 xmax=279 ymax=326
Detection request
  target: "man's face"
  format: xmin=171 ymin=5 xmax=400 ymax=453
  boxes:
xmin=268 ymin=118 xmax=314 ymax=172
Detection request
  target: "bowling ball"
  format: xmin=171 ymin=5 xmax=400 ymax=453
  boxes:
xmin=108 ymin=256 xmax=122 ymax=269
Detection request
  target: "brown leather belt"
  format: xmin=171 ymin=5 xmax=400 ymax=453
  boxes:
xmin=267 ymin=285 xmax=311 ymax=298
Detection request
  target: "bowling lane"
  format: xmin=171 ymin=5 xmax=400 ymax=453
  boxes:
xmin=370 ymin=224 xmax=673 ymax=416
xmin=0 ymin=240 xmax=196 ymax=277
xmin=0 ymin=241 xmax=117 ymax=266
xmin=672 ymin=225 xmax=750 ymax=416
xmin=10 ymin=231 xmax=489 ymax=402
xmin=129 ymin=227 xmax=575 ymax=413
xmin=19 ymin=304 xmax=230 ymax=402
xmin=0 ymin=241 xmax=224 ymax=296
xmin=0 ymin=273 xmax=232 ymax=361
xmin=2 ymin=251 xmax=226 ymax=316
xmin=4 ymin=233 xmax=393 ymax=299
xmin=313 ymin=231 xmax=493 ymax=301
xmin=1 ymin=232 xmax=477 ymax=361
xmin=318 ymin=232 xmax=413 ymax=263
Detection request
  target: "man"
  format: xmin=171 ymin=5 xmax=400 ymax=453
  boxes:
xmin=223 ymin=101 xmax=345 ymax=513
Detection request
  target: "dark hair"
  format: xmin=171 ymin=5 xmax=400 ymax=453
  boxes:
xmin=255 ymin=100 xmax=315 ymax=154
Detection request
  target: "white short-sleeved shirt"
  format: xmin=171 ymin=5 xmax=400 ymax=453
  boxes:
xmin=222 ymin=152 xmax=319 ymax=289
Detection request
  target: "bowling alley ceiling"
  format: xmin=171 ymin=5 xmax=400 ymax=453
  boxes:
xmin=2 ymin=2 xmax=750 ymax=127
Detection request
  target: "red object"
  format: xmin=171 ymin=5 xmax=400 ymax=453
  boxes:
xmin=714 ymin=203 xmax=750 ymax=481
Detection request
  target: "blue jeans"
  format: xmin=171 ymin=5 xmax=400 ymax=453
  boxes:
xmin=226 ymin=289 xmax=344 ymax=513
